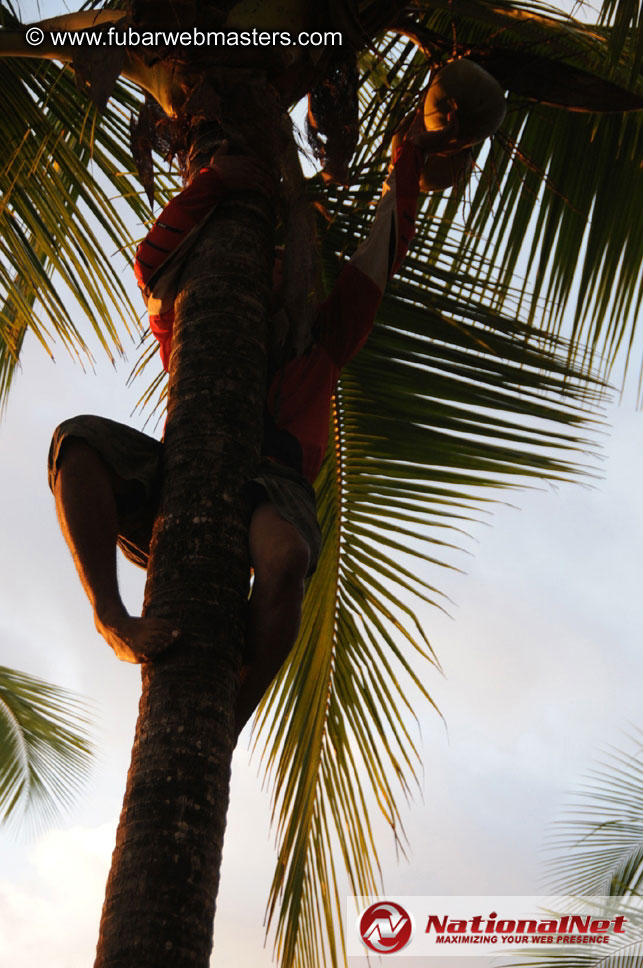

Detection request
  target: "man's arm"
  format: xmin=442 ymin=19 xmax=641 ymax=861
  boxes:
xmin=319 ymin=114 xmax=456 ymax=370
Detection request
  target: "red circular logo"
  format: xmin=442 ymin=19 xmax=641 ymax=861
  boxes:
xmin=359 ymin=901 xmax=414 ymax=953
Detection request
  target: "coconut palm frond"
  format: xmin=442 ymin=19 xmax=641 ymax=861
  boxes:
xmin=0 ymin=665 xmax=93 ymax=831
xmin=353 ymin=6 xmax=643 ymax=384
xmin=126 ymin=327 xmax=168 ymax=430
xmin=503 ymin=729 xmax=643 ymax=967
xmin=598 ymin=0 xmax=643 ymax=80
xmin=0 ymin=7 xmax=176 ymax=402
xmin=252 ymin=252 xmax=606 ymax=966
xmin=0 ymin=58 xmax=142 ymax=357
xmin=414 ymin=0 xmax=640 ymax=70
xmin=545 ymin=730 xmax=643 ymax=898
xmin=0 ymin=259 xmax=34 ymax=409
xmin=506 ymin=936 xmax=643 ymax=967
xmin=450 ymin=105 xmax=643 ymax=380
xmin=254 ymin=434 xmax=443 ymax=968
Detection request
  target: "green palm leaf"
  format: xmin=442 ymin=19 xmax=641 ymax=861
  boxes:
xmin=0 ymin=2 xmax=178 ymax=407
xmin=546 ymin=732 xmax=643 ymax=899
xmin=251 ymin=230 xmax=608 ymax=966
xmin=353 ymin=2 xmax=643 ymax=380
xmin=0 ymin=665 xmax=93 ymax=830
xmin=0 ymin=57 xmax=132 ymax=349
xmin=598 ymin=0 xmax=643 ymax=82
xmin=504 ymin=729 xmax=643 ymax=966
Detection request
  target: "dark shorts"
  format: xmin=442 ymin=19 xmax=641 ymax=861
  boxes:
xmin=48 ymin=414 xmax=322 ymax=575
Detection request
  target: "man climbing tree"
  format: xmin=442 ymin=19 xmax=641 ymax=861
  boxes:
xmin=48 ymin=108 xmax=458 ymax=734
xmin=3 ymin=3 xmax=640 ymax=964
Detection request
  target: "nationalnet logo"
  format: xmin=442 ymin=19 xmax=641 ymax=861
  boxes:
xmin=359 ymin=901 xmax=415 ymax=953
xmin=348 ymin=895 xmax=643 ymax=957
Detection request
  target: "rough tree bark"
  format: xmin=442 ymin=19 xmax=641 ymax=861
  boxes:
xmin=94 ymin=188 xmax=273 ymax=967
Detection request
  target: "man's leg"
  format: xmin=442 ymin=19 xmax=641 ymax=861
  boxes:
xmin=234 ymin=501 xmax=310 ymax=736
xmin=53 ymin=438 xmax=179 ymax=663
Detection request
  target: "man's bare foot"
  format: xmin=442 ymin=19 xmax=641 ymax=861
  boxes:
xmin=95 ymin=609 xmax=180 ymax=663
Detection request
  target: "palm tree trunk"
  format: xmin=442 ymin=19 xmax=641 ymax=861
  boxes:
xmin=94 ymin=190 xmax=273 ymax=967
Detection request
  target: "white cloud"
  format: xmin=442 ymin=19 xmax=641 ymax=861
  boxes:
xmin=0 ymin=754 xmax=279 ymax=968
xmin=0 ymin=823 xmax=115 ymax=968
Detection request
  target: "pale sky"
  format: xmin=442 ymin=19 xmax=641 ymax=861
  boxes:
xmin=2 ymin=2 xmax=642 ymax=967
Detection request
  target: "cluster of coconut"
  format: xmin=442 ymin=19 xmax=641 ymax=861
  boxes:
xmin=397 ymin=59 xmax=507 ymax=192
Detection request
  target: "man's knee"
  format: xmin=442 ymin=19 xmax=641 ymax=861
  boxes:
xmin=56 ymin=436 xmax=98 ymax=468
xmin=52 ymin=435 xmax=128 ymax=505
xmin=258 ymin=538 xmax=309 ymax=593
xmin=250 ymin=505 xmax=310 ymax=593
xmin=52 ymin=436 xmax=101 ymax=492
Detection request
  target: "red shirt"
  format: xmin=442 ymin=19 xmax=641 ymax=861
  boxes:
xmin=135 ymin=142 xmax=423 ymax=483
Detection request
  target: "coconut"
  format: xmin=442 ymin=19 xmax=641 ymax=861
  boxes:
xmin=419 ymin=147 xmax=474 ymax=192
xmin=424 ymin=59 xmax=506 ymax=148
